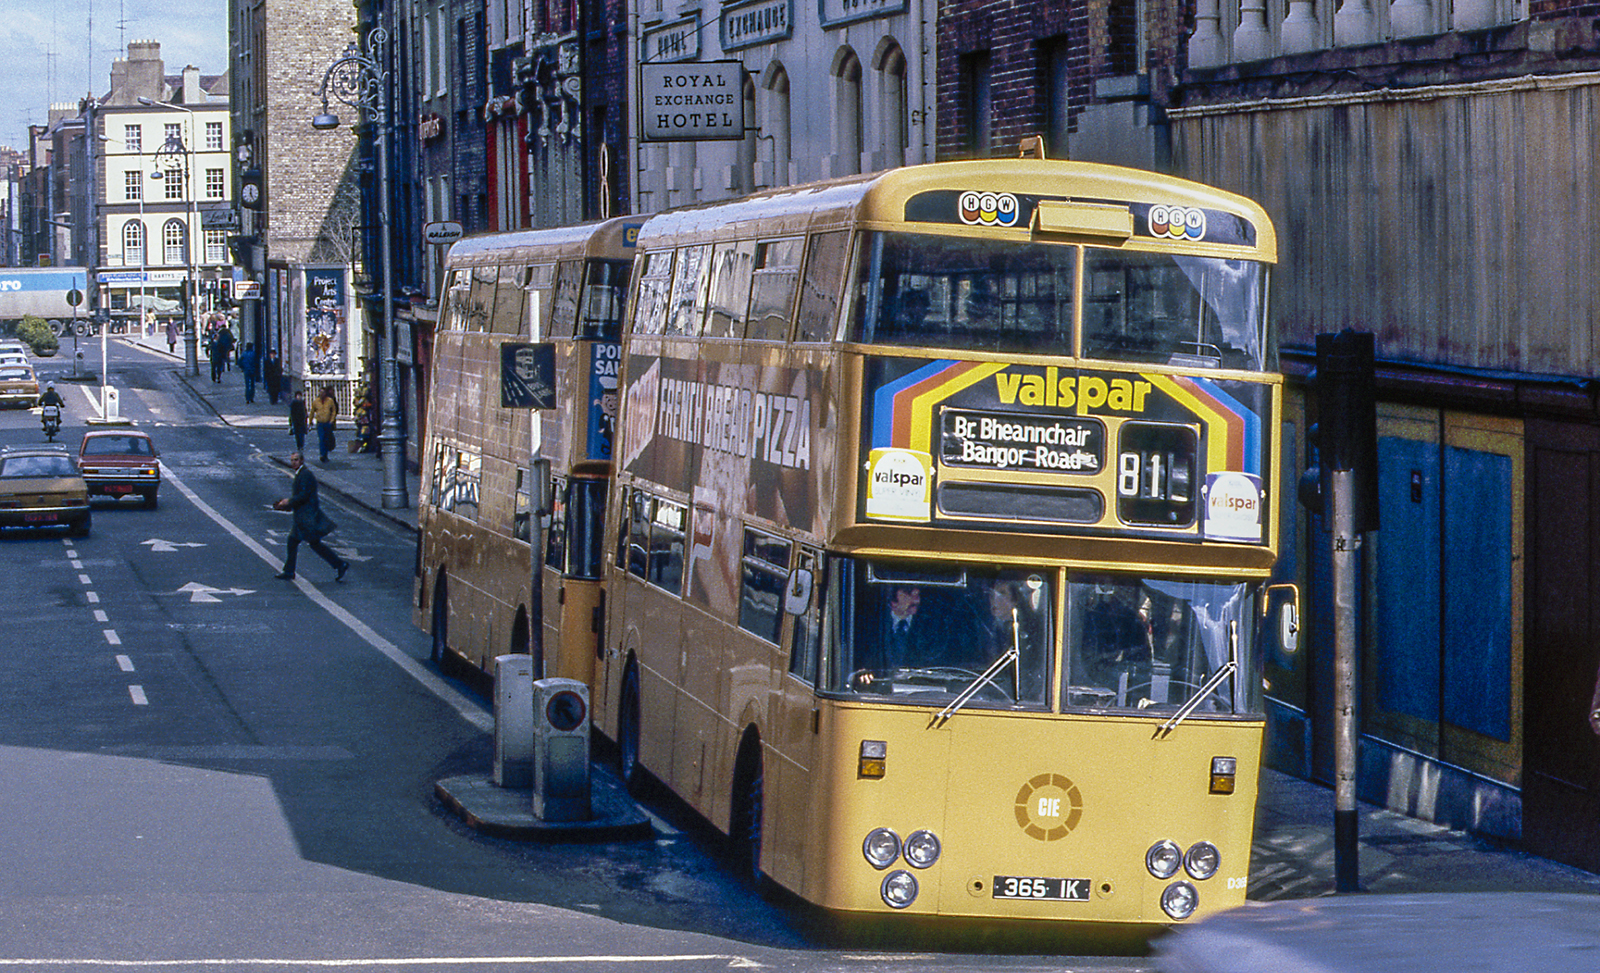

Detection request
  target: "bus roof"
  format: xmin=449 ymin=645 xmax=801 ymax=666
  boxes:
xmin=446 ymin=216 xmax=642 ymax=266
xmin=635 ymin=160 xmax=1277 ymax=262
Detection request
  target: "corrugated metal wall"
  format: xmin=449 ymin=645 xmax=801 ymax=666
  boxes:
xmin=1172 ymin=78 xmax=1600 ymax=378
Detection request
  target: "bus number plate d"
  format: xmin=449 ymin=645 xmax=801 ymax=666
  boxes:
xmin=992 ymin=875 xmax=1089 ymax=900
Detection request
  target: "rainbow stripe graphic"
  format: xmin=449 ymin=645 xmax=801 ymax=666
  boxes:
xmin=870 ymin=361 xmax=1266 ymax=478
xmin=871 ymin=360 xmax=1011 ymax=453
xmin=1142 ymin=373 xmax=1263 ymax=476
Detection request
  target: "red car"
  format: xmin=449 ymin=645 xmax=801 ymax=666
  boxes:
xmin=78 ymin=430 xmax=162 ymax=508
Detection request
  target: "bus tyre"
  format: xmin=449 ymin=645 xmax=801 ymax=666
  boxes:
xmin=731 ymin=733 xmax=766 ymax=890
xmin=618 ymin=665 xmax=642 ymax=793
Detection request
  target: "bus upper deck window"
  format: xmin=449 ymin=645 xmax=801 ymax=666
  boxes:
xmin=851 ymin=232 xmax=1075 ymax=355
xmin=746 ymin=238 xmax=803 ymax=341
xmin=1081 ymin=251 xmax=1266 ymax=370
xmin=580 ymin=260 xmax=631 ymax=339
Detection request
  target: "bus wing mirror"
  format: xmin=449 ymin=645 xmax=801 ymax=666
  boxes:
xmin=784 ymin=568 xmax=814 ymax=616
xmin=1264 ymin=583 xmax=1299 ymax=655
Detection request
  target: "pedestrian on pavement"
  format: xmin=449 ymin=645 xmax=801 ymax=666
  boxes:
xmin=216 ymin=323 xmax=236 ymax=378
xmin=288 ymin=390 xmax=308 ymax=454
xmin=263 ymin=349 xmax=283 ymax=405
xmin=272 ymin=451 xmax=349 ymax=583
xmin=207 ymin=327 xmax=223 ymax=383
xmin=165 ymin=318 xmax=177 ymax=355
xmin=311 ymin=385 xmax=339 ymax=463
xmin=240 ymin=343 xmax=259 ymax=403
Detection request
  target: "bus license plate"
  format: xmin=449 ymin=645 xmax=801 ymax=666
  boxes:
xmin=993 ymin=876 xmax=1090 ymax=901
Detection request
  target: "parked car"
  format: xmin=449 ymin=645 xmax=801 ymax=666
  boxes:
xmin=0 ymin=445 xmax=91 ymax=536
xmin=0 ymin=364 xmax=40 ymax=408
xmin=78 ymin=430 xmax=161 ymax=508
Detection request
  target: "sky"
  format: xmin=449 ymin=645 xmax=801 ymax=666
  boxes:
xmin=0 ymin=0 xmax=228 ymax=152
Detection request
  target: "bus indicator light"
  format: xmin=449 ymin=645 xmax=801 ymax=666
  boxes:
xmin=1210 ymin=756 xmax=1238 ymax=794
xmin=859 ymin=740 xmax=888 ymax=779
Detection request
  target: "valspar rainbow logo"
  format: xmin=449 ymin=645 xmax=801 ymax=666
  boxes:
xmin=959 ymin=191 xmax=1019 ymax=227
xmin=1149 ymin=204 xmax=1207 ymax=241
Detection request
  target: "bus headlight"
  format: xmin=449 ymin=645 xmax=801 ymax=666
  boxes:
xmin=1161 ymin=881 xmax=1199 ymax=920
xmin=863 ymin=828 xmax=901 ymax=870
xmin=881 ymin=869 xmax=918 ymax=908
xmin=1184 ymin=841 xmax=1220 ymax=880
xmin=1146 ymin=839 xmax=1182 ymax=879
xmin=903 ymin=829 xmax=941 ymax=868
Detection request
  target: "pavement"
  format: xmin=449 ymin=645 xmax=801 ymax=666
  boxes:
xmin=122 ymin=330 xmax=1600 ymax=900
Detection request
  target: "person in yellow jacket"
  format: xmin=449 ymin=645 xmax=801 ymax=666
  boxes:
xmin=311 ymin=385 xmax=339 ymax=463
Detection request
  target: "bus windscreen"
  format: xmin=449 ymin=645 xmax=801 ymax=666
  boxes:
xmin=851 ymin=231 xmax=1268 ymax=370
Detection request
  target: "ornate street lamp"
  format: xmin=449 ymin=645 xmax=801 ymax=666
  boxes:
xmin=139 ymin=97 xmax=202 ymax=378
xmin=312 ymin=26 xmax=408 ymax=509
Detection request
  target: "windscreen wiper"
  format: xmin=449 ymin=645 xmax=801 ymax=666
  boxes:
xmin=1156 ymin=620 xmax=1238 ymax=738
xmin=931 ymin=607 xmax=1021 ymax=727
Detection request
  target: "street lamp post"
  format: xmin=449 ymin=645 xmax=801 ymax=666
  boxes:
xmin=313 ymin=27 xmax=408 ymax=509
xmin=139 ymin=96 xmax=201 ymax=377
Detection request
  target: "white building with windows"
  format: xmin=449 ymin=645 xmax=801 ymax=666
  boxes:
xmin=91 ymin=41 xmax=231 ymax=328
xmin=628 ymin=0 xmax=935 ymax=215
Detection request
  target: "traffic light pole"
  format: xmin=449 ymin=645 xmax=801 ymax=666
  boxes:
xmin=1330 ymin=468 xmax=1360 ymax=892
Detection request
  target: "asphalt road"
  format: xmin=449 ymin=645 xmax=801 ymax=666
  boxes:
xmin=0 ymin=339 xmax=1149 ymax=973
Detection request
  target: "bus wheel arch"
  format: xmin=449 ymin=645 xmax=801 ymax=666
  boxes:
xmin=511 ymin=606 xmax=530 ymax=656
xmin=730 ymin=725 xmax=766 ymax=889
xmin=617 ymin=657 xmax=642 ymax=792
xmin=430 ymin=570 xmax=450 ymax=664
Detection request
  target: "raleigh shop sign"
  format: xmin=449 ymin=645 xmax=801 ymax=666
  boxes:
xmin=639 ymin=61 xmax=747 ymax=141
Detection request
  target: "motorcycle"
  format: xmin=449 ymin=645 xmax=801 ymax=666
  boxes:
xmin=40 ymin=404 xmax=60 ymax=442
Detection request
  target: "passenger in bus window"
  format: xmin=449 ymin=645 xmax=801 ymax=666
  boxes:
xmin=1080 ymin=581 xmax=1153 ymax=690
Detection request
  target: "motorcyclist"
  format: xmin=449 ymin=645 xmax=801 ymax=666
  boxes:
xmin=39 ymin=383 xmax=66 ymax=409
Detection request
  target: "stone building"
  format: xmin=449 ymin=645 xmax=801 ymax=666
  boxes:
xmin=231 ymin=0 xmax=368 ymax=410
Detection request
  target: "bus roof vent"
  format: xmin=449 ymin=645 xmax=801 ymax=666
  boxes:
xmin=1032 ymin=200 xmax=1134 ymax=242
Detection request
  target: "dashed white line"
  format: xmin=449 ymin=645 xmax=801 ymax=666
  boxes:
xmin=116 ymin=656 xmax=135 ymax=672
xmin=103 ymin=630 xmax=121 ymax=646
xmin=78 ymin=574 xmax=92 ymax=585
xmin=86 ymin=592 xmax=100 ymax=604
xmin=94 ymin=610 xmax=109 ymax=623
xmin=128 ymin=686 xmax=148 ymax=705
xmin=71 ymin=560 xmax=83 ymax=569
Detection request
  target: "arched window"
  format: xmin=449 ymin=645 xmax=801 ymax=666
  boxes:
xmin=874 ymin=42 xmax=908 ymax=171
xmin=163 ymin=219 xmax=188 ymax=265
xmin=832 ymin=48 xmax=863 ymax=177
xmin=762 ymin=64 xmax=791 ymax=187
xmin=123 ymin=221 xmax=146 ymax=267
xmin=735 ymin=75 xmax=757 ymax=195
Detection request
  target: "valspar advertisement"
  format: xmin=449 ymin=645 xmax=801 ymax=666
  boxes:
xmin=861 ymin=357 xmax=1273 ymax=542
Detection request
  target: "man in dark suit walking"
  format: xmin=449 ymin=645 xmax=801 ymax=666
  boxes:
xmin=273 ymin=451 xmax=350 ymax=582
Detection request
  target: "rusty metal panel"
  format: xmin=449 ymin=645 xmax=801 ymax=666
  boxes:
xmin=1173 ymin=83 xmax=1600 ymax=378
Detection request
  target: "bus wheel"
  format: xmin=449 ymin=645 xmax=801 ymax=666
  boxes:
xmin=618 ymin=665 xmax=642 ymax=792
xmin=730 ymin=733 xmax=765 ymax=889
xmin=430 ymin=575 xmax=449 ymax=665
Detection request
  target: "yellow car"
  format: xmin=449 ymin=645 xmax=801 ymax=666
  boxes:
xmin=0 ymin=364 xmax=39 ymax=408
xmin=0 ymin=445 xmax=92 ymax=537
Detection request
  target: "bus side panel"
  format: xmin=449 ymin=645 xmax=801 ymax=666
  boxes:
xmin=675 ymin=601 xmax=729 ymax=817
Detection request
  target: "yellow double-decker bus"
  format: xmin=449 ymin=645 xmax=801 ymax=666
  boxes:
xmin=597 ymin=159 xmax=1295 ymax=937
xmin=417 ymin=217 xmax=638 ymax=681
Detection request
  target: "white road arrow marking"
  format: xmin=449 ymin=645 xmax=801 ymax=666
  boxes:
xmin=175 ymin=582 xmax=257 ymax=603
xmin=141 ymin=538 xmax=208 ymax=553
